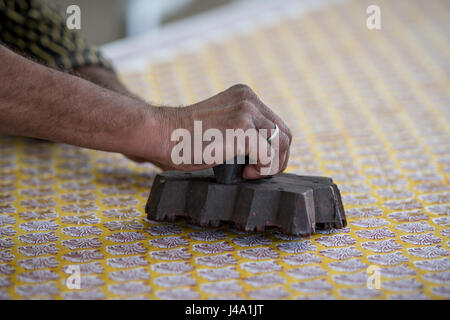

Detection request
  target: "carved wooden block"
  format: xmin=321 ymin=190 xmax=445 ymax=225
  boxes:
xmin=145 ymin=169 xmax=347 ymax=236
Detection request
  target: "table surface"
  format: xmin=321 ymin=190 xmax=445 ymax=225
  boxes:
xmin=1 ymin=0 xmax=449 ymax=299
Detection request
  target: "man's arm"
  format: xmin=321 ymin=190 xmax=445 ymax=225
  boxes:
xmin=0 ymin=45 xmax=292 ymax=179
xmin=72 ymin=65 xmax=137 ymax=98
xmin=0 ymin=45 xmax=163 ymax=160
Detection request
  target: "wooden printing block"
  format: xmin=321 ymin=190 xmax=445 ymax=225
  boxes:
xmin=145 ymin=169 xmax=346 ymax=236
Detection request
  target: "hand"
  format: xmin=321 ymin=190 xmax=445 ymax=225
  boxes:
xmin=145 ymin=84 xmax=292 ymax=179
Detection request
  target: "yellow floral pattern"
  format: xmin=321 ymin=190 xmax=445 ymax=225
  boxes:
xmin=0 ymin=0 xmax=449 ymax=299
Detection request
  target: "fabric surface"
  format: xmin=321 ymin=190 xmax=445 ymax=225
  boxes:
xmin=1 ymin=0 xmax=449 ymax=299
xmin=0 ymin=0 xmax=112 ymax=70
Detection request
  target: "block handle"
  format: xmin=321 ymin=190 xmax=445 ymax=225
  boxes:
xmin=213 ymin=156 xmax=248 ymax=184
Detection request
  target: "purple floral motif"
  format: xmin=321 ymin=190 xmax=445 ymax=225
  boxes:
xmin=379 ymin=265 xmax=417 ymax=278
xmin=15 ymin=283 xmax=59 ymax=297
xmin=62 ymin=214 xmax=101 ymax=225
xmin=104 ymin=219 xmax=144 ymax=231
xmin=319 ymin=246 xmax=362 ymax=260
xmin=422 ymin=271 xmax=450 ymax=284
xmin=19 ymin=220 xmax=59 ymax=231
xmin=383 ymin=199 xmax=422 ymax=210
xmin=62 ymin=262 xmax=104 ymax=275
xmin=103 ymin=207 xmax=141 ymax=219
xmin=19 ymin=232 xmax=58 ymax=244
xmin=150 ymin=248 xmax=192 ymax=261
xmin=414 ymin=258 xmax=450 ymax=271
xmin=77 ymin=276 xmax=105 ymax=290
xmin=62 ymin=238 xmax=103 ymax=250
xmin=243 ymin=273 xmax=286 ymax=287
xmin=315 ymin=234 xmax=356 ymax=247
xmin=395 ymin=222 xmax=435 ymax=233
xmin=200 ymin=280 xmax=243 ymax=294
xmin=0 ymin=238 xmax=14 ymax=249
xmin=248 ymin=287 xmax=289 ymax=299
xmin=351 ymin=218 xmax=390 ymax=228
xmin=149 ymin=236 xmax=189 ymax=249
xmin=18 ymin=270 xmax=59 ymax=283
xmin=407 ymin=245 xmax=448 ymax=258
xmin=0 ymin=264 xmax=14 ymax=275
xmin=282 ymin=253 xmax=322 ymax=266
xmin=367 ymin=251 xmax=410 ymax=266
xmin=400 ymin=233 xmax=442 ymax=245
xmin=153 ymin=275 xmax=196 ymax=288
xmin=20 ymin=198 xmax=57 ymax=209
xmin=339 ymin=287 xmax=381 ymax=299
xmin=62 ymin=249 xmax=104 ymax=263
xmin=291 ymin=279 xmax=333 ymax=293
xmin=18 ymin=256 xmax=59 ymax=270
xmin=240 ymin=260 xmax=282 ymax=274
xmin=232 ymin=235 xmax=272 ymax=247
xmin=361 ymin=239 xmax=403 ymax=253
xmin=60 ymin=192 xmax=97 ymax=203
xmin=101 ymin=196 xmax=139 ymax=207
xmin=109 ymin=268 xmax=150 ymax=282
xmin=0 ymin=204 xmax=16 ymax=214
xmin=238 ymin=247 xmax=279 ymax=260
xmin=276 ymin=240 xmax=317 ymax=253
xmin=328 ymin=259 xmax=368 ymax=272
xmin=145 ymin=224 xmax=184 ymax=236
xmin=152 ymin=262 xmax=193 ymax=274
xmin=382 ymin=279 xmax=424 ymax=291
xmin=0 ymin=215 xmax=16 ymax=226
xmin=431 ymin=287 xmax=450 ymax=298
xmin=0 ymin=249 xmax=14 ymax=262
xmin=109 ymin=282 xmax=151 ymax=295
xmin=426 ymin=204 xmax=449 ymax=216
xmin=61 ymin=202 xmax=99 ymax=214
xmin=188 ymin=230 xmax=227 ymax=241
xmin=192 ymin=241 xmax=234 ymax=254
xmin=355 ymin=227 xmax=396 ymax=240
xmin=197 ymin=267 xmax=240 ymax=281
xmin=107 ymin=256 xmax=149 ymax=269
xmin=20 ymin=209 xmax=58 ymax=220
xmin=286 ymin=266 xmax=328 ymax=280
xmin=156 ymin=288 xmax=199 ymax=300
xmin=387 ymin=210 xmax=428 ymax=222
xmin=106 ymin=243 xmax=147 ymax=255
xmin=345 ymin=207 xmax=383 ymax=219
xmin=62 ymin=226 xmax=102 ymax=237
xmin=333 ymin=272 xmax=368 ymax=286
xmin=18 ymin=243 xmax=59 ymax=257
xmin=106 ymin=232 xmax=147 ymax=243
xmin=196 ymin=253 xmax=237 ymax=267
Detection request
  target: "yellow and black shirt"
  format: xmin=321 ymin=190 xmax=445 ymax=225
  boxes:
xmin=0 ymin=0 xmax=112 ymax=71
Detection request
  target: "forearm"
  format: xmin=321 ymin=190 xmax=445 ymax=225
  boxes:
xmin=71 ymin=65 xmax=136 ymax=98
xmin=0 ymin=46 xmax=162 ymax=160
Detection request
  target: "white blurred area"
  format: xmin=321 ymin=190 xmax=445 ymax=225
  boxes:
xmin=126 ymin=0 xmax=193 ymax=36
xmin=45 ymin=0 xmax=338 ymax=71
xmin=47 ymin=0 xmax=234 ymax=45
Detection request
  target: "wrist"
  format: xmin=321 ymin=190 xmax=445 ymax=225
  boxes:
xmin=132 ymin=104 xmax=174 ymax=165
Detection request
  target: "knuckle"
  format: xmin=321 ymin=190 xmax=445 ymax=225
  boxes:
xmin=230 ymin=83 xmax=255 ymax=101
xmin=236 ymin=115 xmax=254 ymax=130
xmin=236 ymin=100 xmax=256 ymax=114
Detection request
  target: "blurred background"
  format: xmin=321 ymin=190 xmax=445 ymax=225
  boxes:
xmin=47 ymin=0 xmax=236 ymax=45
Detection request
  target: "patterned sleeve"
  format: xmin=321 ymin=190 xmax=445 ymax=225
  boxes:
xmin=0 ymin=0 xmax=113 ymax=71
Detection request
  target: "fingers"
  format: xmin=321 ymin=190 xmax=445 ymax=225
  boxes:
xmin=176 ymin=84 xmax=291 ymax=177
xmin=243 ymin=126 xmax=290 ymax=179
xmin=243 ymin=133 xmax=273 ymax=179
xmin=222 ymin=84 xmax=291 ymax=178
xmin=227 ymin=84 xmax=292 ymax=148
